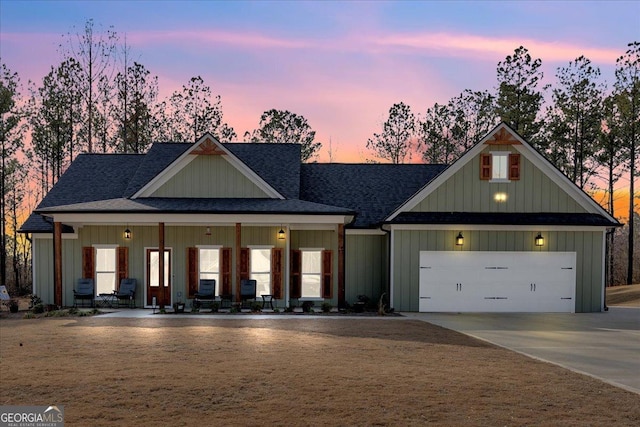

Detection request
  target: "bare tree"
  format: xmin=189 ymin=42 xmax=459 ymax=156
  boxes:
xmin=614 ymin=42 xmax=640 ymax=285
xmin=249 ymin=109 xmax=321 ymax=162
xmin=60 ymin=19 xmax=118 ymax=153
xmin=367 ymin=102 xmax=416 ymax=164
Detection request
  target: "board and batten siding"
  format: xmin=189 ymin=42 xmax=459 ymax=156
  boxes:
xmin=150 ymin=154 xmax=269 ymax=198
xmin=392 ymin=229 xmax=603 ymax=313
xmin=345 ymin=234 xmax=388 ymax=305
xmin=411 ymin=147 xmax=587 ymax=214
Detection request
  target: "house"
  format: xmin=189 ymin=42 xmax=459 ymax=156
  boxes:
xmin=20 ymin=123 xmax=620 ymax=313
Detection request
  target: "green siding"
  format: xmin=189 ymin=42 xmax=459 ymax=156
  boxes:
xmin=392 ymin=229 xmax=604 ymax=312
xmin=151 ymin=155 xmax=269 ymax=198
xmin=344 ymin=234 xmax=388 ymax=305
xmin=412 ymin=147 xmax=587 ymax=214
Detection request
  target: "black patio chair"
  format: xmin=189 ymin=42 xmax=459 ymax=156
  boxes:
xmin=114 ymin=278 xmax=137 ymax=308
xmin=73 ymin=278 xmax=95 ymax=308
xmin=240 ymin=279 xmax=257 ymax=309
xmin=193 ymin=279 xmax=216 ymax=310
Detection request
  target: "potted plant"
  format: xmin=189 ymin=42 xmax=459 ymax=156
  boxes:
xmin=173 ymin=301 xmax=186 ymax=313
xmin=8 ymin=299 xmax=19 ymax=313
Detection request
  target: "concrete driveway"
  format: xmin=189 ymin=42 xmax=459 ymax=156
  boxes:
xmin=404 ymin=307 xmax=640 ymax=394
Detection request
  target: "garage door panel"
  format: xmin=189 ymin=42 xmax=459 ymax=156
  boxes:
xmin=419 ymin=251 xmax=576 ymax=313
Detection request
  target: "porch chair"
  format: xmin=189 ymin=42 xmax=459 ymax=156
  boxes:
xmin=73 ymin=278 xmax=95 ymax=308
xmin=114 ymin=278 xmax=137 ymax=308
xmin=0 ymin=285 xmax=13 ymax=310
xmin=240 ymin=279 xmax=257 ymax=309
xmin=193 ymin=279 xmax=216 ymax=310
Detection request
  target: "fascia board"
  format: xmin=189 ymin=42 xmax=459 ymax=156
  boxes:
xmin=48 ymin=212 xmax=353 ymax=226
xmin=387 ymin=223 xmax=610 ymax=232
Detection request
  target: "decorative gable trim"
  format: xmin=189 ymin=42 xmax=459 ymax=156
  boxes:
xmin=132 ymin=133 xmax=284 ymax=199
xmin=190 ymin=137 xmax=228 ymax=155
xmin=385 ymin=122 xmax=618 ymax=224
xmin=485 ymin=127 xmax=521 ymax=145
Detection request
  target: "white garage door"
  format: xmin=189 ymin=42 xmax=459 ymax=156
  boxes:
xmin=419 ymin=251 xmax=576 ymax=313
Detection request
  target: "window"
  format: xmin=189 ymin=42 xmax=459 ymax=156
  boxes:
xmin=301 ymin=250 xmax=322 ymax=298
xmin=199 ymin=247 xmax=220 ymax=295
xmin=95 ymin=247 xmax=116 ymax=295
xmin=480 ymin=152 xmax=520 ymax=181
xmin=250 ymin=248 xmax=271 ymax=297
xmin=149 ymin=250 xmax=170 ymax=288
xmin=492 ymin=152 xmax=509 ymax=180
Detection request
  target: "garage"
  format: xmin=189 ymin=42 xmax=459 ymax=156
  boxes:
xmin=419 ymin=251 xmax=576 ymax=313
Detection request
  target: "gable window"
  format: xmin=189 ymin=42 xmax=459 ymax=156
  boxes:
xmin=250 ymin=248 xmax=272 ymax=297
xmin=199 ymin=247 xmax=220 ymax=295
xmin=95 ymin=246 xmax=117 ymax=295
xmin=301 ymin=250 xmax=322 ymax=298
xmin=480 ymin=152 xmax=520 ymax=181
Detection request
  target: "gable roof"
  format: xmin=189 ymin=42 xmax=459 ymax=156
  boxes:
xmin=132 ymin=134 xmax=286 ymax=199
xmin=301 ymin=163 xmax=447 ymax=228
xmin=385 ymin=122 xmax=620 ymax=227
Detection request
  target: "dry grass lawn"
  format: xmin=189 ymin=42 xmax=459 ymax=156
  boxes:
xmin=607 ymin=283 xmax=640 ymax=307
xmin=1 ymin=315 xmax=639 ymax=426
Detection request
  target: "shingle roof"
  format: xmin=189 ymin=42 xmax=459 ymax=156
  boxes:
xmin=226 ymin=143 xmax=301 ymax=199
xmin=388 ymin=212 xmax=619 ymax=227
xmin=300 ymin=163 xmax=447 ymax=227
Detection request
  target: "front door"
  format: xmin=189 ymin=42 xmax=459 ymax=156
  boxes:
xmin=147 ymin=248 xmax=171 ymax=307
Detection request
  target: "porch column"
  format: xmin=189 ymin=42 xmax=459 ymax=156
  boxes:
xmin=338 ymin=224 xmax=345 ymax=308
xmin=53 ymin=221 xmax=62 ymax=307
xmin=235 ymin=223 xmax=241 ymax=302
xmin=159 ymin=222 xmax=165 ymax=308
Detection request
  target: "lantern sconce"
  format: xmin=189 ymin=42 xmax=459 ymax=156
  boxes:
xmin=205 ymin=226 xmax=211 ymax=236
xmin=535 ymin=233 xmax=544 ymax=247
xmin=278 ymin=226 xmax=286 ymax=240
xmin=455 ymin=232 xmax=464 ymax=246
xmin=124 ymin=228 xmax=132 ymax=240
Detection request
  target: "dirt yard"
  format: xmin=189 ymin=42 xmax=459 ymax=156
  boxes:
xmin=0 ymin=315 xmax=638 ymax=426
xmin=607 ymin=283 xmax=640 ymax=307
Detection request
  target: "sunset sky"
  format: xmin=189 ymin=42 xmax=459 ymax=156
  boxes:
xmin=1 ymin=0 xmax=639 ymax=164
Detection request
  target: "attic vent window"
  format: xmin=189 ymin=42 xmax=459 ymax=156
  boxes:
xmin=480 ymin=152 xmax=520 ymax=182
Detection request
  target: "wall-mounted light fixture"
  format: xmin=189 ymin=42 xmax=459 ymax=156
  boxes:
xmin=205 ymin=226 xmax=211 ymax=236
xmin=278 ymin=226 xmax=286 ymax=240
xmin=455 ymin=232 xmax=464 ymax=246
xmin=124 ymin=228 xmax=132 ymax=240
xmin=494 ymin=192 xmax=508 ymax=203
xmin=535 ymin=233 xmax=544 ymax=247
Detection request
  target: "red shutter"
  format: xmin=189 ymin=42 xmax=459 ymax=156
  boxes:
xmin=480 ymin=153 xmax=492 ymax=180
xmin=221 ymin=248 xmax=232 ymax=296
xmin=271 ymin=248 xmax=283 ymax=299
xmin=509 ymin=153 xmax=521 ymax=180
xmin=238 ymin=248 xmax=249 ymax=302
xmin=117 ymin=247 xmax=128 ymax=289
xmin=322 ymin=250 xmax=333 ymax=299
xmin=82 ymin=247 xmax=94 ymax=279
xmin=187 ymin=247 xmax=198 ymax=298
xmin=290 ymin=250 xmax=301 ymax=299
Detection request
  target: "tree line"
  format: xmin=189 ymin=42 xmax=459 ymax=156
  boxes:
xmin=0 ymin=19 xmax=638 ymax=294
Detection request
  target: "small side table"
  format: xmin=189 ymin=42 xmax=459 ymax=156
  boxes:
xmin=261 ymin=294 xmax=274 ymax=310
xmin=97 ymin=293 xmax=116 ymax=308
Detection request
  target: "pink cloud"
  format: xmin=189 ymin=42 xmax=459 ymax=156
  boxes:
xmin=369 ymin=32 xmax=624 ymax=64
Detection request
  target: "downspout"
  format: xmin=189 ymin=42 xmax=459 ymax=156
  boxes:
xmin=380 ymin=223 xmax=393 ymax=311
